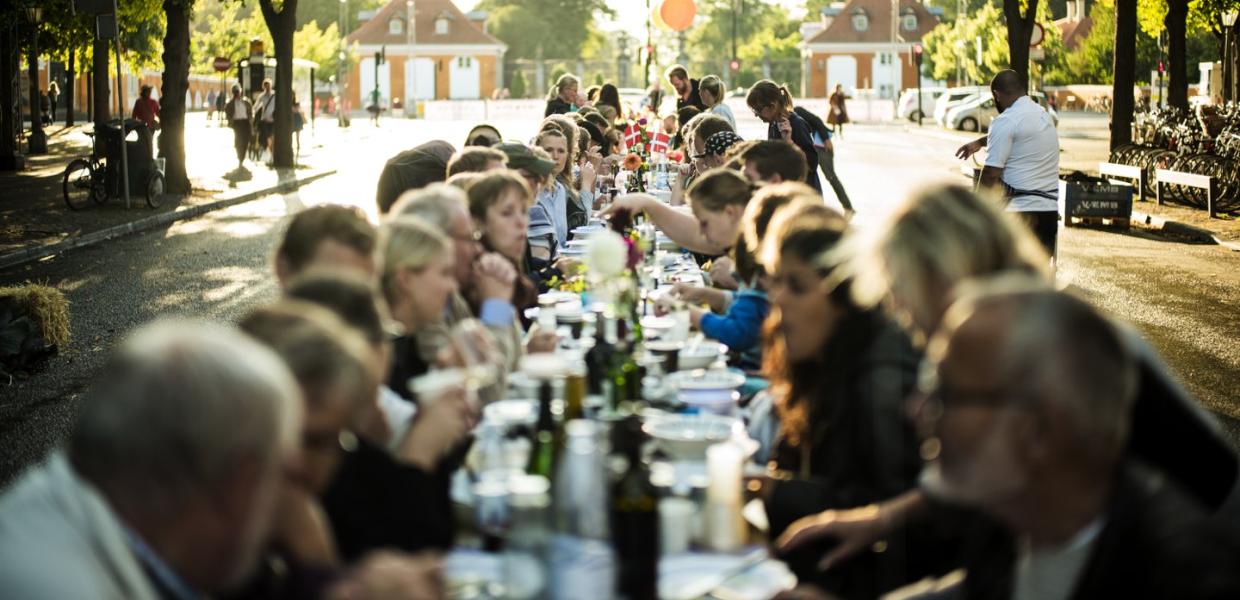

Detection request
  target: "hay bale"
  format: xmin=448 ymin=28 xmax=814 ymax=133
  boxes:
xmin=0 ymin=284 xmax=71 ymax=348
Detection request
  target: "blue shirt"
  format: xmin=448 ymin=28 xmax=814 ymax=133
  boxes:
xmin=529 ymin=181 xmax=569 ymax=250
xmin=700 ymin=287 xmax=769 ymax=368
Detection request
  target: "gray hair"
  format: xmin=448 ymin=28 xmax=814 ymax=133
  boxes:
xmin=68 ymin=320 xmax=301 ymax=516
xmin=388 ymin=183 xmax=468 ymax=230
xmin=942 ymin=277 xmax=1138 ymax=464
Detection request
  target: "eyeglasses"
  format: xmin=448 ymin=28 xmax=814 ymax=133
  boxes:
xmin=751 ymin=104 xmax=770 ymax=117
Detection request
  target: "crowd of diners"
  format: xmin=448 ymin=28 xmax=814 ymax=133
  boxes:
xmin=1 ymin=65 xmax=1237 ymax=600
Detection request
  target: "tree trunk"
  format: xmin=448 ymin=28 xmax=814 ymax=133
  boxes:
xmin=0 ymin=23 xmax=18 ymax=169
xmin=260 ymin=0 xmax=297 ymax=169
xmin=1111 ymin=0 xmax=1137 ymax=150
xmin=1003 ymin=0 xmax=1039 ymax=88
xmin=160 ymin=0 xmax=191 ymax=192
xmin=92 ymin=37 xmax=111 ymax=126
xmin=1165 ymin=0 xmax=1188 ymax=110
xmin=66 ymin=50 xmax=75 ymax=126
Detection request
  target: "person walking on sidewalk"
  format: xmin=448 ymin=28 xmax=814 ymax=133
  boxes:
xmin=215 ymin=89 xmax=227 ymax=125
xmin=47 ymin=82 xmax=59 ymax=124
xmin=828 ymin=84 xmax=849 ymax=138
xmin=254 ymin=79 xmax=276 ymax=160
xmin=225 ymin=84 xmax=253 ymax=171
xmin=794 ymin=105 xmax=853 ymax=214
xmin=956 ymin=69 xmax=1061 ymax=260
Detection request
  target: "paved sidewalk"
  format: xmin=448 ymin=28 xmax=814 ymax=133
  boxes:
xmin=0 ymin=113 xmax=339 ymax=267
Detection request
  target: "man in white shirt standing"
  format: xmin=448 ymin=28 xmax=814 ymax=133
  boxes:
xmin=956 ymin=70 xmax=1061 ymax=259
xmin=254 ymin=78 xmax=277 ymax=161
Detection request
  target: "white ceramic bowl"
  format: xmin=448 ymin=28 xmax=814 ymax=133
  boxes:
xmin=644 ymin=414 xmax=742 ymax=461
xmin=677 ymin=341 xmax=726 ymax=370
xmin=666 ymin=368 xmax=746 ymax=392
xmin=483 ymin=399 xmax=537 ymax=427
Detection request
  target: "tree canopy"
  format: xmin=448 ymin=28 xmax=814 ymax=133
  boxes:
xmin=476 ymin=0 xmax=613 ymax=59
xmin=190 ymin=1 xmax=348 ymax=82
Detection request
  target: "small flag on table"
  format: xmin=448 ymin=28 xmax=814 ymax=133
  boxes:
xmin=624 ymin=124 xmax=642 ymax=148
xmin=650 ymin=132 xmax=671 ymax=155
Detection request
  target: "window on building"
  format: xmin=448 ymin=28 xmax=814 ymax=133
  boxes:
xmin=389 ymin=17 xmax=404 ymax=35
xmin=851 ymin=9 xmax=869 ymax=32
xmin=902 ymin=12 xmax=918 ymax=32
xmin=436 ymin=17 xmax=449 ymax=35
xmin=457 ymin=57 xmax=472 ymax=68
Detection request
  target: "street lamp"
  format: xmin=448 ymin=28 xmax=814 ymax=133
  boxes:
xmin=25 ymin=5 xmax=46 ymax=155
xmin=1224 ymin=10 xmax=1238 ymax=103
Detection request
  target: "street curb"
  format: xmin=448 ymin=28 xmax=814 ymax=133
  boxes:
xmin=0 ymin=169 xmax=337 ymax=271
xmin=1130 ymin=209 xmax=1240 ymax=251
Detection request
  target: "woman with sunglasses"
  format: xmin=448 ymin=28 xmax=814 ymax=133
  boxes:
xmin=746 ymin=80 xmax=822 ymax=194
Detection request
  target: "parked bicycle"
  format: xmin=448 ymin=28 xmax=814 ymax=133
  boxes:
xmin=63 ymin=119 xmax=165 ymax=211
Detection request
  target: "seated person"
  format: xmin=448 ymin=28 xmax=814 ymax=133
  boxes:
xmin=446 ymin=147 xmax=507 ymax=177
xmin=376 ymin=140 xmax=457 ymax=215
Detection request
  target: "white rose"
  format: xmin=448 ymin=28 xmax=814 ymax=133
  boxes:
xmin=585 ymin=229 xmax=628 ymax=280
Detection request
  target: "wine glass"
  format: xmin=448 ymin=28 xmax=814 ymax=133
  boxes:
xmin=449 ymin=319 xmax=498 ymax=402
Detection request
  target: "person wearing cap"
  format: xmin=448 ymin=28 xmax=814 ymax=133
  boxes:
xmin=493 ymin=142 xmax=557 ymax=206
xmin=375 ymin=140 xmax=457 ymax=215
xmin=464 ymin=124 xmax=502 ymax=148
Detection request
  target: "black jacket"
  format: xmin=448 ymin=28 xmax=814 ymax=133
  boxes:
xmin=545 ymin=97 xmax=573 ymax=117
xmin=767 ymin=313 xmax=938 ymax=599
xmin=794 ymin=106 xmax=832 ymax=145
xmin=768 ymin=111 xmax=822 ymax=192
xmin=958 ymin=463 xmax=1240 ymax=600
xmin=676 ymin=79 xmax=706 ymax=112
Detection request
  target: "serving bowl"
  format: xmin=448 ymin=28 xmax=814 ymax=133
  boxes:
xmin=644 ymin=413 xmax=743 ymax=461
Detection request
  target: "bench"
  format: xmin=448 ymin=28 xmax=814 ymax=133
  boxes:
xmin=1155 ymin=169 xmax=1219 ymax=217
xmin=1099 ymin=162 xmax=1145 ymax=199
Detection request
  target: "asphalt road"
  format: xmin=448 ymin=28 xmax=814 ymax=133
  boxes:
xmin=2 ymin=117 xmax=1237 ymax=500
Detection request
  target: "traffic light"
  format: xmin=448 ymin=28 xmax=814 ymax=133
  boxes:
xmin=1158 ymin=61 xmax=1164 ymax=75
xmin=913 ymin=43 xmax=923 ymax=57
xmin=729 ymin=59 xmax=741 ymax=71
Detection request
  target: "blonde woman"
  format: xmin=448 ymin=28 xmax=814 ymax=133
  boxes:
xmin=377 ymin=216 xmax=458 ymax=400
xmin=699 ymin=75 xmax=735 ymax=129
xmin=545 ymin=73 xmax=581 ymax=117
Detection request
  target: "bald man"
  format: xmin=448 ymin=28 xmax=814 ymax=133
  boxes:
xmin=955 ymin=70 xmax=1060 ymax=260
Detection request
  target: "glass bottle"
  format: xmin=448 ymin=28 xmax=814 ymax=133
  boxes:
xmin=609 ymin=415 xmax=659 ymax=600
xmin=504 ymin=475 xmax=553 ymax=600
xmin=585 ymin=312 xmax=615 ymax=398
xmin=527 ymin=380 xmax=561 ymax=480
xmin=550 ymin=420 xmax=615 ymax=600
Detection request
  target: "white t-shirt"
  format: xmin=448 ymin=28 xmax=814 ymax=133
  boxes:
xmin=232 ymin=99 xmax=249 ymax=120
xmin=256 ymin=91 xmax=276 ymax=122
xmin=985 ymin=95 xmax=1060 ymax=212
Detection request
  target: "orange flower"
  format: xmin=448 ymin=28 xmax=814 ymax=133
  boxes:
xmin=623 ymin=152 xmax=643 ymax=171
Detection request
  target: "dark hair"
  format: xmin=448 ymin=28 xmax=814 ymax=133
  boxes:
xmin=686 ymin=168 xmax=754 ymax=213
xmin=285 ymin=271 xmax=387 ymax=347
xmin=664 ymin=64 xmax=689 ymax=82
xmin=741 ymin=141 xmax=807 ymax=183
xmin=276 ymin=205 xmax=375 ymax=275
xmin=991 ymin=69 xmax=1026 ymax=95
xmin=597 ymin=84 xmax=623 ymax=119
xmin=376 ymin=142 xmax=455 ymax=214
xmin=691 ymin=114 xmax=734 ymax=146
xmin=465 ymin=124 xmax=502 ymax=147
xmin=447 ymin=147 xmax=507 ymax=176
xmin=586 ymin=85 xmax=601 ymax=102
xmin=746 ymin=79 xmax=793 ymax=113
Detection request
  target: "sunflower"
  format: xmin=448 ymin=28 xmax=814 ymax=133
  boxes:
xmin=623 ymin=152 xmax=643 ymax=171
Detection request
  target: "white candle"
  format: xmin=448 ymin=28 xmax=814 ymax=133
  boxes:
xmin=706 ymin=442 xmax=743 ymax=506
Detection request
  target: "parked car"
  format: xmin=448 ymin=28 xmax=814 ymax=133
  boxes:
xmin=933 ymin=87 xmax=987 ymax=126
xmin=945 ymin=91 xmax=1060 ymax=132
xmin=896 ymin=87 xmax=947 ymax=121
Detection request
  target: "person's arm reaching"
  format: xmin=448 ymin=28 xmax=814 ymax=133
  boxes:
xmin=601 ymin=193 xmax=726 ymax=254
xmin=776 ymin=489 xmax=930 ymax=571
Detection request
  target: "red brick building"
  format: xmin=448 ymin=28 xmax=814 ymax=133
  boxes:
xmin=800 ymin=0 xmax=940 ymax=99
xmin=345 ymin=0 xmax=506 ymax=110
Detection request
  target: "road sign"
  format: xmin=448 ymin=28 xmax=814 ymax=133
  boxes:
xmin=1030 ymin=23 xmax=1045 ymax=47
xmin=212 ymin=57 xmax=231 ymax=72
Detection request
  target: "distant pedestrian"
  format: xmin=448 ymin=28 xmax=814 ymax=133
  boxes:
xmin=47 ymin=81 xmax=59 ymax=124
xmin=828 ymin=83 xmax=849 ymax=137
xmin=225 ymin=84 xmax=253 ymax=170
xmin=214 ymin=89 xmax=226 ymax=125
xmin=131 ymin=84 xmax=160 ymax=153
xmin=254 ymin=79 xmax=276 ymax=159
xmin=368 ymin=89 xmax=381 ymax=126
xmin=38 ymin=91 xmax=51 ymax=126
xmin=206 ymin=89 xmax=216 ymax=121
xmin=666 ymin=64 xmax=705 ymax=112
xmin=292 ymin=97 xmax=304 ymax=157
xmin=544 ymin=74 xmax=579 ymax=117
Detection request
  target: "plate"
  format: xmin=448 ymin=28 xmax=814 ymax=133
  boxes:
xmin=666 ymin=369 xmax=746 ymax=391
